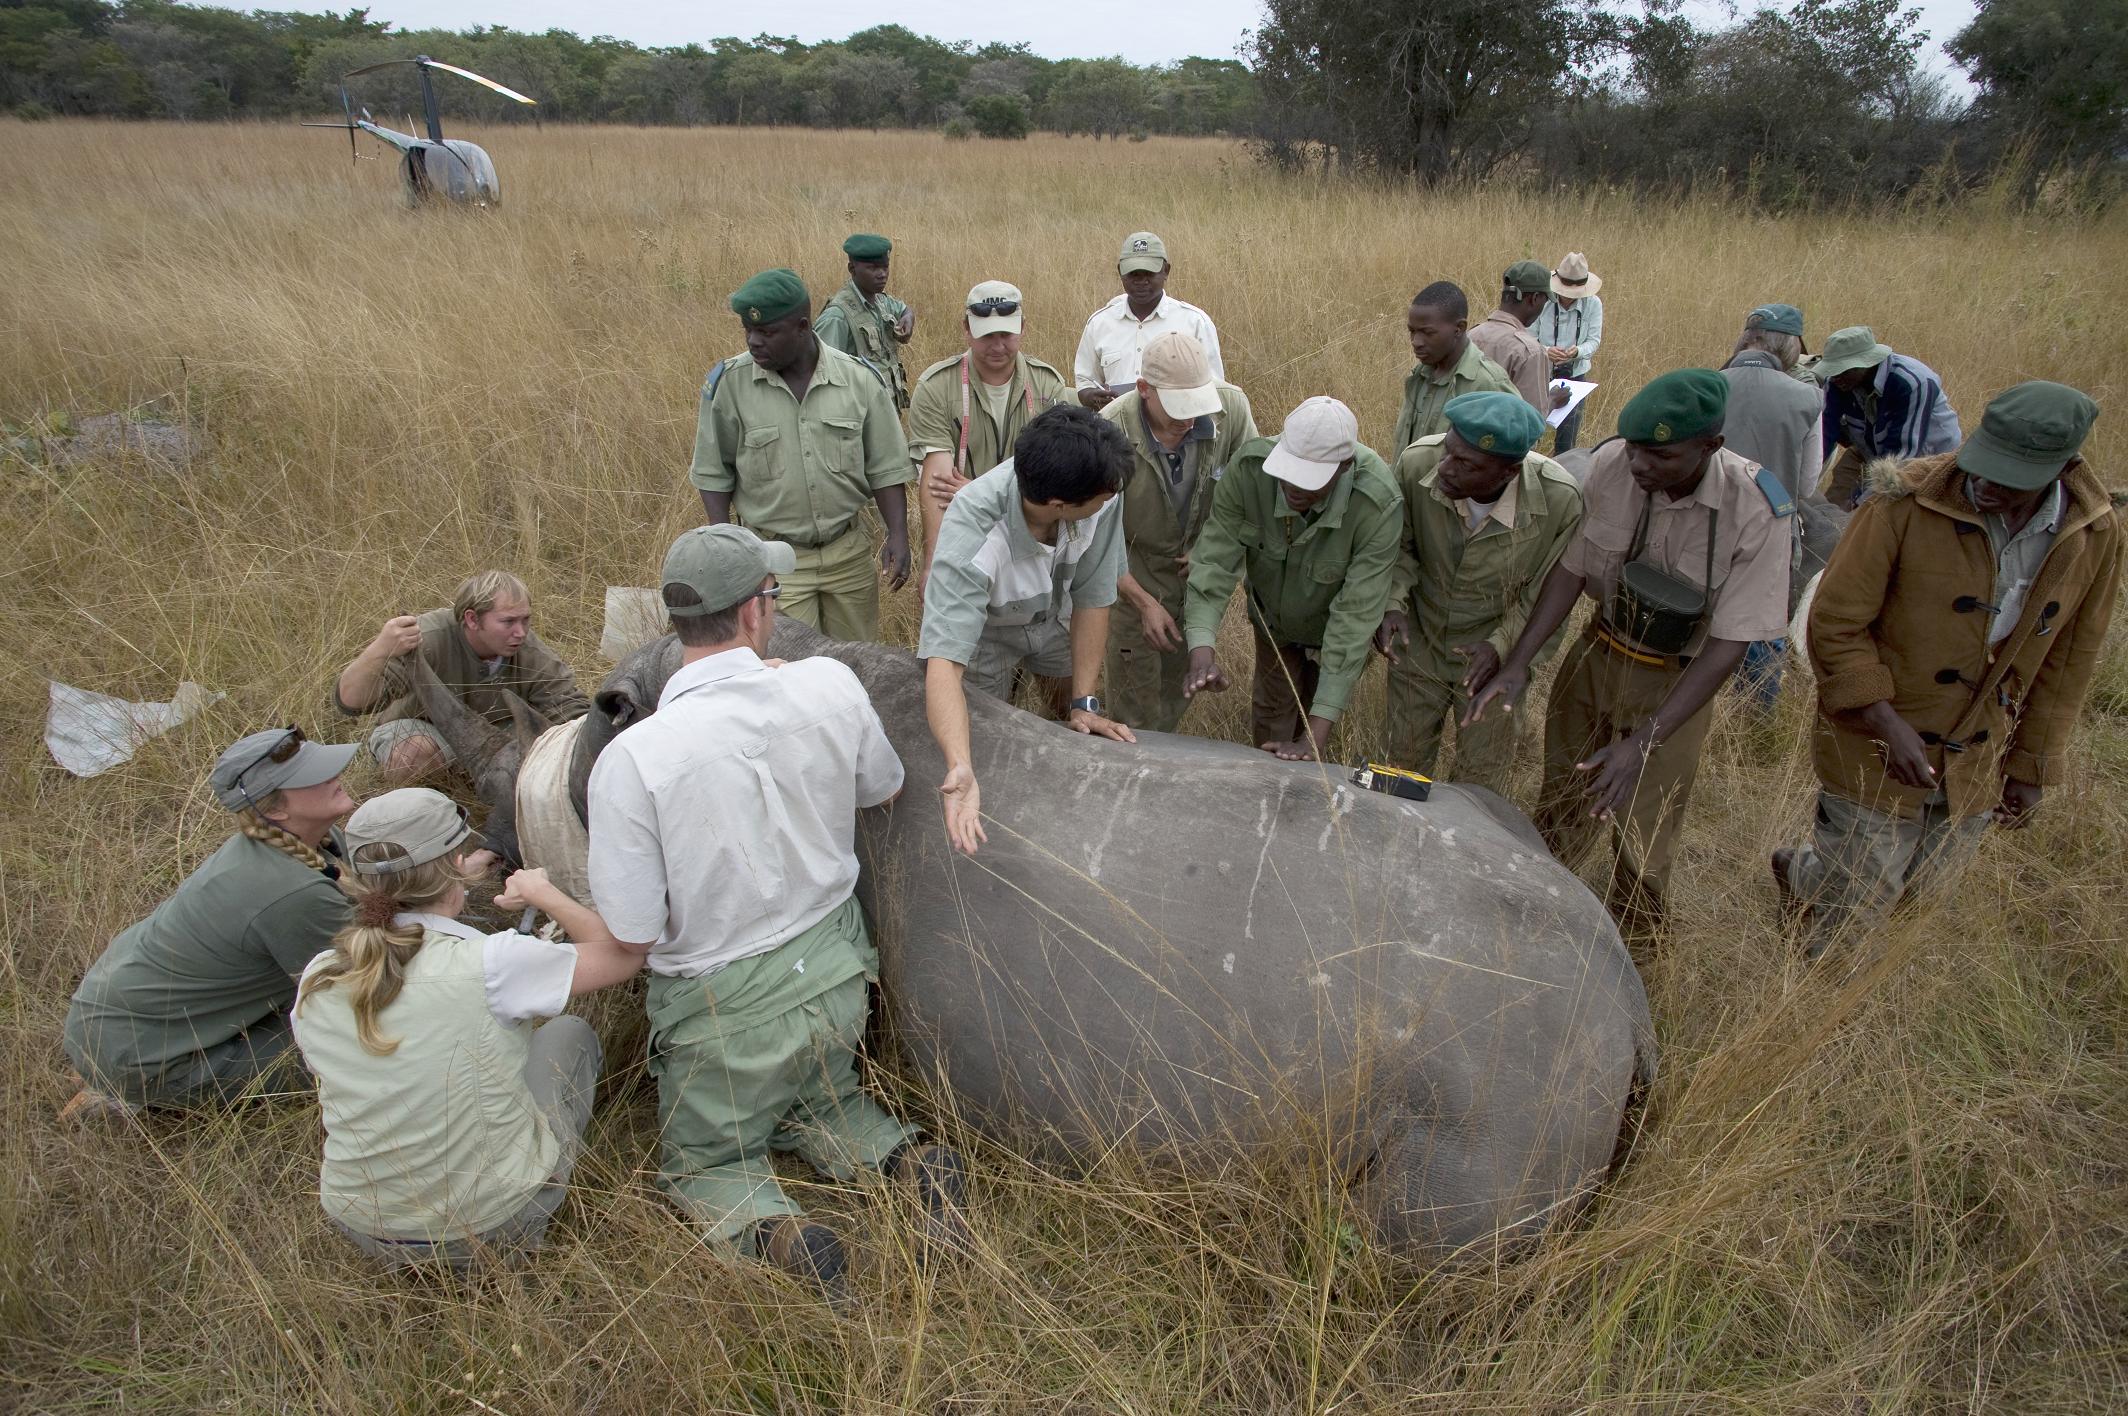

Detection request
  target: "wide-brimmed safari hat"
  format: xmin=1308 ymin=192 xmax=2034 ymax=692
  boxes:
xmin=1817 ymin=325 xmax=1894 ymax=380
xmin=1550 ymin=252 xmax=1601 ymax=298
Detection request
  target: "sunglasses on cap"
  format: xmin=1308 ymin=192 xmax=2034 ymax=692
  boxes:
xmin=236 ymin=724 xmax=305 ymax=784
xmin=967 ymin=299 xmax=1020 ymax=317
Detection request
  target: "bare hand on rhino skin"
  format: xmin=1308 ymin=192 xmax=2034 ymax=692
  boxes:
xmin=531 ymin=619 xmax=1655 ymax=1260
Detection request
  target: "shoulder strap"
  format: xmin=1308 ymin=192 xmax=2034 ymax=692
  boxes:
xmin=1752 ymin=465 xmax=1796 ymax=518
xmin=701 ymin=357 xmax=732 ymax=402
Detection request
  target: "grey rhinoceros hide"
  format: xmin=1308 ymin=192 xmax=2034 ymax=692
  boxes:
xmin=576 ymin=620 xmax=1656 ymax=1258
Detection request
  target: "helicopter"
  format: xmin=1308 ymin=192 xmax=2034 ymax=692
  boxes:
xmin=303 ymin=55 xmax=535 ymax=207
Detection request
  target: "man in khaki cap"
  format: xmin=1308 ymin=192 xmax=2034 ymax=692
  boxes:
xmin=1775 ymin=381 xmax=2120 ymax=956
xmin=1182 ymin=396 xmax=1403 ymax=761
xmin=1073 ymin=231 xmax=1224 ymax=412
xmin=1467 ymin=260 xmax=1555 ymax=415
xmin=1392 ymin=280 xmax=1517 ymax=454
xmin=691 ymin=268 xmax=914 ymax=643
xmin=1103 ymin=331 xmax=1259 ymax=732
xmin=1466 ymin=370 xmax=1792 ymax=935
xmin=587 ymin=522 xmax=965 ymax=1295
xmin=907 ymin=280 xmax=1073 ymax=581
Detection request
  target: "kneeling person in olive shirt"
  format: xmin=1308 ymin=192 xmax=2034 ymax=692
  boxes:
xmin=1182 ymin=396 xmax=1404 ymax=761
xmin=921 ymin=405 xmax=1137 ymax=855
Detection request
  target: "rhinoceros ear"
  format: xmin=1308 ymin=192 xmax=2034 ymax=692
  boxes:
xmin=595 ymin=686 xmax=642 ymax=729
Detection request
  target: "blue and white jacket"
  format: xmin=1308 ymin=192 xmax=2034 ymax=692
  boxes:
xmin=1823 ymin=352 xmax=1961 ymax=467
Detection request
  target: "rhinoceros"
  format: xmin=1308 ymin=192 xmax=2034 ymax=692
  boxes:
xmin=467 ymin=620 xmax=1657 ymax=1258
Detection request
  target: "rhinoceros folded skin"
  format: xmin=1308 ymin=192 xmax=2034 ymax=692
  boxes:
xmin=557 ymin=619 xmax=1655 ymax=1258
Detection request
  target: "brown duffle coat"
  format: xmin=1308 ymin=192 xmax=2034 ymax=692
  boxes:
xmin=1807 ymin=453 xmax=2123 ymax=820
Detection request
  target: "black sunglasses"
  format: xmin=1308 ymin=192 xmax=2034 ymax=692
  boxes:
xmin=967 ymin=299 xmax=1020 ymax=317
xmin=238 ymin=724 xmax=305 ymax=784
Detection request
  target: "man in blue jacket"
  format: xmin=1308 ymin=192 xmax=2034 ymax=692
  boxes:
xmin=1819 ymin=326 xmax=1961 ymax=505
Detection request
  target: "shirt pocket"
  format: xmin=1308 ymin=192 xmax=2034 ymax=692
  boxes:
xmin=737 ymin=425 xmax=783 ymax=482
xmin=814 ymin=416 xmax=865 ymax=474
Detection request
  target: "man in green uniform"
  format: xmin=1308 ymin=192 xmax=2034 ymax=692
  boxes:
xmin=907 ymin=279 xmax=1073 ymax=581
xmin=814 ymin=232 xmax=914 ymax=411
xmin=1181 ymin=396 xmax=1403 ymax=761
xmin=1376 ymin=392 xmax=1584 ymax=792
xmin=691 ymin=268 xmax=914 ymax=643
xmin=1391 ymin=280 xmax=1518 ymax=454
xmin=1465 ymin=369 xmax=1793 ymax=933
xmin=1103 ymin=331 xmax=1258 ymax=732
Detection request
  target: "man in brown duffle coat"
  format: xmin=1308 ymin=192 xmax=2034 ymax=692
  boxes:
xmin=1774 ymin=381 xmax=2122 ymax=955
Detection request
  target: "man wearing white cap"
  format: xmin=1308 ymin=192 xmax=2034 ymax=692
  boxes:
xmin=1072 ymin=231 xmax=1224 ymax=413
xmin=907 ymin=280 xmax=1074 ymax=580
xmin=1533 ymin=252 xmax=1605 ymax=453
xmin=1181 ymin=396 xmax=1404 ymax=760
xmin=1103 ymin=331 xmax=1259 ymax=732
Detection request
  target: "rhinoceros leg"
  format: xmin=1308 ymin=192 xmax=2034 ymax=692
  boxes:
xmin=403 ymin=656 xmax=546 ymax=865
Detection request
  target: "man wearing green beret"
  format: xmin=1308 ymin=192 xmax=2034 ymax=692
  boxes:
xmin=1392 ymin=280 xmax=1518 ymax=455
xmin=1467 ymin=368 xmax=1793 ymax=932
xmin=1774 ymin=381 xmax=2121 ymax=955
xmin=815 ymin=233 xmax=915 ymax=412
xmin=690 ymin=267 xmax=914 ymax=644
xmin=1375 ymin=391 xmax=1583 ymax=792
xmin=1467 ymin=261 xmax=1555 ymax=415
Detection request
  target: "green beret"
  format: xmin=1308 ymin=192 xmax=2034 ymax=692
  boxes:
xmin=1445 ymin=391 xmax=1545 ymax=461
xmin=1619 ymin=368 xmax=1729 ymax=445
xmin=729 ymin=268 xmax=810 ymax=327
xmin=842 ymin=232 xmax=892 ymax=261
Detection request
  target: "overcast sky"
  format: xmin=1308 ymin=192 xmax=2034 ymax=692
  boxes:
xmin=359 ymin=1 xmax=1983 ymax=72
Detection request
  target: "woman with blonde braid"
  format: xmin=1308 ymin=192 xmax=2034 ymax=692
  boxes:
xmin=293 ymin=788 xmax=638 ymax=1268
xmin=61 ymin=726 xmax=364 ymax=1119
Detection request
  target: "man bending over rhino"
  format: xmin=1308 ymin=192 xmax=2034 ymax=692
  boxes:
xmin=334 ymin=570 xmax=589 ymax=784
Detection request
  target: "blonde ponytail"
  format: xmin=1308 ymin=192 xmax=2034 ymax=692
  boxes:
xmin=298 ymin=855 xmax=469 ymax=1056
xmin=235 ymin=799 xmax=332 ymax=874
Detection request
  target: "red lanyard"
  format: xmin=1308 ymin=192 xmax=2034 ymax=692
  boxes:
xmin=958 ymin=355 xmax=1035 ymax=477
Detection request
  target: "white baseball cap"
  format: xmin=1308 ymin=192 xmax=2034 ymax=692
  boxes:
xmin=1263 ymin=397 xmax=1359 ymax=491
xmin=1139 ymin=332 xmax=1221 ymax=420
xmin=965 ymin=280 xmax=1024 ymax=337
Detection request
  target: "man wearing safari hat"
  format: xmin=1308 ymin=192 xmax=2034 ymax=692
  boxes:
xmin=1103 ymin=330 xmax=1259 ymax=732
xmin=1376 ymin=391 xmax=1584 ymax=792
xmin=588 ymin=523 xmax=965 ymax=1292
xmin=1073 ymin=230 xmax=1224 ymax=412
xmin=690 ymin=267 xmax=914 ymax=643
xmin=1468 ymin=260 xmax=1556 ymax=415
xmin=1466 ymin=369 xmax=1792 ymax=932
xmin=1182 ymin=395 xmax=1403 ymax=762
xmin=814 ymin=232 xmax=915 ymax=410
xmin=1391 ymin=280 xmax=1517 ymax=455
xmin=1533 ymin=252 xmax=1605 ymax=453
xmin=1774 ymin=381 xmax=2121 ymax=955
xmin=907 ymin=279 xmax=1073 ymax=580
xmin=1817 ymin=325 xmax=1961 ymax=506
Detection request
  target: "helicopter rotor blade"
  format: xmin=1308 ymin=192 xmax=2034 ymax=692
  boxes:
xmin=422 ymin=60 xmax=537 ymax=105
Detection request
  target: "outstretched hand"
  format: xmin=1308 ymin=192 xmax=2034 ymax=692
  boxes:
xmin=1461 ymin=663 xmax=1526 ymax=725
xmin=1068 ymin=708 xmax=1136 ymax=743
xmin=940 ymin=762 xmax=986 ymax=855
xmin=1576 ymin=737 xmax=1648 ymax=820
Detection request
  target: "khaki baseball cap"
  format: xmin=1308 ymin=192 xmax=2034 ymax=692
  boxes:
xmin=965 ymin=279 xmax=1024 ymax=337
xmin=1264 ymin=396 xmax=1359 ymax=491
xmin=343 ymin=787 xmax=480 ymax=876
xmin=208 ymin=726 xmax=357 ymax=811
xmin=1118 ymin=231 xmax=1167 ymax=275
xmin=1139 ymin=332 xmax=1221 ymax=420
xmin=661 ymin=524 xmax=796 ymax=617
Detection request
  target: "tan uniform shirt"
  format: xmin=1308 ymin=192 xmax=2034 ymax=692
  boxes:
xmin=1560 ymin=442 xmax=1792 ymax=655
xmin=907 ymin=352 xmax=1072 ymax=479
xmin=1466 ymin=310 xmax=1550 ymax=414
xmin=689 ymin=342 xmax=912 ymax=548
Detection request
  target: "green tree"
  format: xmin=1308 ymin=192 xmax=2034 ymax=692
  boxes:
xmin=963 ymin=91 xmax=1029 ymax=138
xmin=1042 ymin=57 xmax=1151 ymax=138
xmin=1950 ymin=0 xmax=2128 ymax=169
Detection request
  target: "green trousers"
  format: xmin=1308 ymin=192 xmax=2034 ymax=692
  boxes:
xmin=775 ymin=524 xmax=879 ymax=644
xmin=1383 ymin=661 xmax=1518 ymax=794
xmin=644 ymin=896 xmax=912 ymax=1246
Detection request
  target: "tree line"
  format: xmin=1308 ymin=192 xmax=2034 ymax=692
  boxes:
xmin=2 ymin=0 xmax=2120 ymax=206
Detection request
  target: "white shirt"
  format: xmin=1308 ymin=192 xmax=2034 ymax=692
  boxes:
xmin=1458 ymin=478 xmax=1519 ymax=536
xmin=1073 ymin=293 xmax=1224 ymax=391
xmin=395 ymin=911 xmax=575 ymax=1024
xmin=585 ymin=646 xmax=904 ymax=977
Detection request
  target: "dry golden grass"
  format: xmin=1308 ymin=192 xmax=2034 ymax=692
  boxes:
xmin=3 ymin=121 xmax=2126 ymax=1412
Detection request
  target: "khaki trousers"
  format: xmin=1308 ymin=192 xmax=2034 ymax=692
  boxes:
xmin=1787 ymin=789 xmax=1990 ymax=957
xmin=1108 ymin=637 xmax=1192 ymax=734
xmin=775 ymin=524 xmax=878 ymax=643
xmin=1384 ymin=660 xmax=1518 ymax=794
xmin=1537 ymin=629 xmax=1715 ymax=914
xmin=1250 ymin=621 xmax=1322 ymax=748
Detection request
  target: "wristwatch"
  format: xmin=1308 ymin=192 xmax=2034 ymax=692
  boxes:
xmin=1069 ymin=695 xmax=1103 ymax=716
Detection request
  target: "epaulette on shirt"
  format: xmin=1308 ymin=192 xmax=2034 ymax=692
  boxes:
xmin=1751 ymin=464 xmax=1796 ymax=518
xmin=701 ymin=357 xmax=735 ymax=401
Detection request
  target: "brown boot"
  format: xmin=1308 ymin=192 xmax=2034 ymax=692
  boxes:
xmin=748 ymin=1216 xmax=848 ymax=1300
xmin=887 ymin=1141 xmax=971 ymax=1263
xmin=57 ymin=1074 xmax=141 ymax=1126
